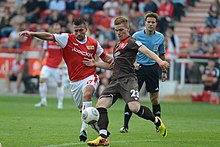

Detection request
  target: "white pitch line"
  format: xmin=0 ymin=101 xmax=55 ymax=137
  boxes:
xmin=42 ymin=139 xmax=159 ymax=147
xmin=42 ymin=139 xmax=220 ymax=147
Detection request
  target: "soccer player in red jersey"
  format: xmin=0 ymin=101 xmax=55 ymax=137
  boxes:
xmin=19 ymin=18 xmax=113 ymax=142
xmin=34 ymin=23 xmax=64 ymax=109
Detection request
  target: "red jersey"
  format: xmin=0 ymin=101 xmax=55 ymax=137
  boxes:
xmin=53 ymin=33 xmax=105 ymax=82
xmin=43 ymin=40 xmax=63 ymax=68
xmin=157 ymin=2 xmax=174 ymax=18
xmin=11 ymin=59 xmax=24 ymax=74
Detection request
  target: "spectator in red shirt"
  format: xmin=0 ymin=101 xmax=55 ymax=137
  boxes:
xmin=157 ymin=0 xmax=174 ymax=34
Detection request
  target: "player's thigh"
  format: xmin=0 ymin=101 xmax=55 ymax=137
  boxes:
xmin=40 ymin=66 xmax=51 ymax=80
xmin=69 ymin=75 xmax=100 ymax=110
xmin=69 ymin=81 xmax=84 ymax=110
xmin=119 ymin=77 xmax=139 ymax=103
xmin=82 ymin=75 xmax=100 ymax=101
xmin=82 ymin=75 xmax=99 ymax=95
xmin=51 ymin=68 xmax=63 ymax=84
xmin=100 ymin=80 xmax=120 ymax=105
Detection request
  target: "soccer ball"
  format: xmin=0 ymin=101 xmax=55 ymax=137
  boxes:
xmin=82 ymin=107 xmax=100 ymax=124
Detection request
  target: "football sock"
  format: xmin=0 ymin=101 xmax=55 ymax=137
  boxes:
xmin=135 ymin=105 xmax=155 ymax=122
xmin=80 ymin=101 xmax=92 ymax=132
xmin=99 ymin=129 xmax=107 ymax=138
xmin=124 ymin=104 xmax=132 ymax=129
xmin=97 ymin=107 xmax=108 ymax=138
xmin=154 ymin=117 xmax=161 ymax=127
xmin=153 ymin=104 xmax=161 ymax=117
xmin=57 ymin=86 xmax=64 ymax=104
xmin=82 ymin=101 xmax=92 ymax=109
xmin=39 ymin=82 xmax=47 ymax=103
xmin=91 ymin=122 xmax=99 ymax=133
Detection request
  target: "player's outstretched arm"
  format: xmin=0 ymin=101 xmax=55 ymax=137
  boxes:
xmin=19 ymin=31 xmax=55 ymax=41
xmin=83 ymin=57 xmax=113 ymax=70
xmin=139 ymin=45 xmax=169 ymax=70
xmin=101 ymin=54 xmax=114 ymax=65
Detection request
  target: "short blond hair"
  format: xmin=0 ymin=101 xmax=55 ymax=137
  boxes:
xmin=114 ymin=16 xmax=129 ymax=28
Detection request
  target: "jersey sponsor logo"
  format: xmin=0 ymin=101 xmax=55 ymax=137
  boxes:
xmin=86 ymin=45 xmax=95 ymax=50
xmin=72 ymin=47 xmax=92 ymax=57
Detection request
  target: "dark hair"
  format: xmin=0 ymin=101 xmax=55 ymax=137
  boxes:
xmin=73 ymin=18 xmax=87 ymax=26
xmin=52 ymin=23 xmax=61 ymax=27
xmin=144 ymin=12 xmax=158 ymax=22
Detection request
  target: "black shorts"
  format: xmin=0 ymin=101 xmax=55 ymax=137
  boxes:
xmin=100 ymin=76 xmax=139 ymax=104
xmin=136 ymin=64 xmax=159 ymax=93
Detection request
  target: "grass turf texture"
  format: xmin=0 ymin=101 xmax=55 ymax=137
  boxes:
xmin=0 ymin=95 xmax=220 ymax=147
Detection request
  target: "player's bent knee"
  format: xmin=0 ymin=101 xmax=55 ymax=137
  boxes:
xmin=83 ymin=92 xmax=93 ymax=101
xmin=128 ymin=101 xmax=140 ymax=113
xmin=96 ymin=97 xmax=112 ymax=109
xmin=57 ymin=82 xmax=62 ymax=87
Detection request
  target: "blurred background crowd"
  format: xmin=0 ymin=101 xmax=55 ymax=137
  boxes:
xmin=0 ymin=0 xmax=220 ymax=97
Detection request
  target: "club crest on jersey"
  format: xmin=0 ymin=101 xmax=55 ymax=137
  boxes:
xmin=86 ymin=45 xmax=95 ymax=50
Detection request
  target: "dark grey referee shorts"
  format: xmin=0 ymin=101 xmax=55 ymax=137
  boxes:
xmin=136 ymin=64 xmax=160 ymax=93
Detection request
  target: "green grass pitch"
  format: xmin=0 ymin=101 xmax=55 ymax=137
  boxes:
xmin=0 ymin=95 xmax=220 ymax=147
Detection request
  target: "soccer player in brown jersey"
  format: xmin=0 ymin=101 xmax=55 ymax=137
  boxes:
xmin=84 ymin=16 xmax=168 ymax=146
xmin=120 ymin=12 xmax=167 ymax=133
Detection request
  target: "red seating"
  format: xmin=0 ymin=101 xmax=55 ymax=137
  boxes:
xmin=191 ymin=91 xmax=217 ymax=103
xmin=180 ymin=42 xmax=190 ymax=49
xmin=0 ymin=37 xmax=9 ymax=44
xmin=29 ymin=23 xmax=38 ymax=31
xmin=72 ymin=10 xmax=81 ymax=18
xmin=93 ymin=11 xmax=106 ymax=25
xmin=196 ymin=27 xmax=206 ymax=35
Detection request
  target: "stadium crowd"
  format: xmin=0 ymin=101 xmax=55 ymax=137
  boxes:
xmin=0 ymin=0 xmax=198 ymax=51
xmin=1 ymin=0 xmax=220 ymax=95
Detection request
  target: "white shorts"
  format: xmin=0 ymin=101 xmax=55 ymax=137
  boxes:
xmin=40 ymin=65 xmax=63 ymax=83
xmin=69 ymin=75 xmax=99 ymax=110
